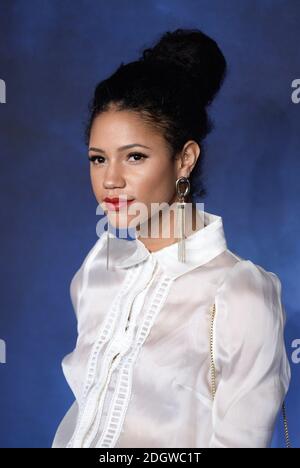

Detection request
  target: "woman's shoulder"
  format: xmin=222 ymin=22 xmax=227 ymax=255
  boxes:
xmin=210 ymin=248 xmax=283 ymax=305
xmin=214 ymin=253 xmax=285 ymax=346
xmin=219 ymin=248 xmax=282 ymax=299
xmin=69 ymin=233 xmax=107 ymax=316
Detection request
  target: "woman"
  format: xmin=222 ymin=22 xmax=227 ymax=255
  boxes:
xmin=52 ymin=28 xmax=291 ymax=448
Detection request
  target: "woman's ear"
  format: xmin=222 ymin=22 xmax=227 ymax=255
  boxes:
xmin=176 ymin=141 xmax=201 ymax=178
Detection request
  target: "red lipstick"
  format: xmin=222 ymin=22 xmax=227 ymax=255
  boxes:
xmin=103 ymin=197 xmax=135 ymax=212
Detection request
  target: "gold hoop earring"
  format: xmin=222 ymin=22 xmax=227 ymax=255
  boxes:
xmin=175 ymin=176 xmax=190 ymax=262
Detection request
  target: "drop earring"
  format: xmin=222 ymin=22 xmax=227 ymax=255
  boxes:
xmin=175 ymin=176 xmax=190 ymax=262
xmin=106 ymin=218 xmax=110 ymax=270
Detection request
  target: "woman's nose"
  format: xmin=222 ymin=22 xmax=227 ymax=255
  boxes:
xmin=103 ymin=163 xmax=126 ymax=189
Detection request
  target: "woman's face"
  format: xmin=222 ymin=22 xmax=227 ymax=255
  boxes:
xmin=88 ymin=108 xmax=185 ymax=233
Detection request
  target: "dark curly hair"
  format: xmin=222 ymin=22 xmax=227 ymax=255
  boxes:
xmin=84 ymin=28 xmax=227 ymax=200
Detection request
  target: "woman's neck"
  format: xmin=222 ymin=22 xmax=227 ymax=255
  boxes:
xmin=136 ymin=202 xmax=204 ymax=253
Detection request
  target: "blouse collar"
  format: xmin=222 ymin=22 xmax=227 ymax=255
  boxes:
xmin=99 ymin=207 xmax=228 ymax=279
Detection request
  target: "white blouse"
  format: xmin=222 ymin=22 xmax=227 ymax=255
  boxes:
xmin=52 ymin=208 xmax=291 ymax=448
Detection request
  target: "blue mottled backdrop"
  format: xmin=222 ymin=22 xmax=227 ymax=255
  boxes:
xmin=0 ymin=0 xmax=299 ymax=448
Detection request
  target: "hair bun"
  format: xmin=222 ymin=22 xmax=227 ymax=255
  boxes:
xmin=139 ymin=28 xmax=227 ymax=106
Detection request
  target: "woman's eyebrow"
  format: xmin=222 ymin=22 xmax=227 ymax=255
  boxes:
xmin=88 ymin=143 xmax=151 ymax=154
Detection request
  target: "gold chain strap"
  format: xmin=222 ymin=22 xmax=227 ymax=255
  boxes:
xmin=209 ymin=303 xmax=291 ymax=448
xmin=281 ymin=401 xmax=291 ymax=448
xmin=209 ymin=303 xmax=216 ymax=400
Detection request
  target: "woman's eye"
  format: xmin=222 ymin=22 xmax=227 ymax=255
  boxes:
xmin=127 ymin=152 xmax=147 ymax=162
xmin=88 ymin=156 xmax=104 ymax=165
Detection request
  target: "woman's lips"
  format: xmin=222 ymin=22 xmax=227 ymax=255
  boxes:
xmin=104 ymin=199 xmax=135 ymax=212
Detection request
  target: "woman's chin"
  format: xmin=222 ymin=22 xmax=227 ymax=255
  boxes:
xmin=107 ymin=212 xmax=139 ymax=232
